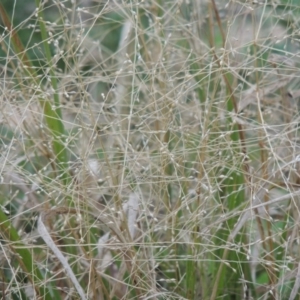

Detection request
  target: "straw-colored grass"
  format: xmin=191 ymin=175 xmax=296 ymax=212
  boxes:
xmin=1 ymin=1 xmax=300 ymax=299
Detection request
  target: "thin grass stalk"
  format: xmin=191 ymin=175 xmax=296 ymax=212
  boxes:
xmin=185 ymin=245 xmax=196 ymax=299
xmin=190 ymin=95 xmax=212 ymax=299
xmin=175 ymin=5 xmax=209 ymax=295
xmin=253 ymin=37 xmax=277 ymax=297
xmin=271 ymin=59 xmax=297 ymax=298
xmin=207 ymin=2 xmax=255 ymax=298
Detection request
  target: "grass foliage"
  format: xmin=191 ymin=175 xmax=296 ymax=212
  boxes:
xmin=1 ymin=0 xmax=300 ymax=299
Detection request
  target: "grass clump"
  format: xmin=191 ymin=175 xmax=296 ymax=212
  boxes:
xmin=1 ymin=0 xmax=300 ymax=299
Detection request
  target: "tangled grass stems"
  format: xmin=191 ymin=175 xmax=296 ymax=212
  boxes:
xmin=1 ymin=1 xmax=300 ymax=299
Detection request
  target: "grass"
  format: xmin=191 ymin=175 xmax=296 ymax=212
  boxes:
xmin=1 ymin=0 xmax=300 ymax=299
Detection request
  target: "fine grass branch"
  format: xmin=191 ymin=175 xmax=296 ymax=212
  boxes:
xmin=1 ymin=0 xmax=300 ymax=299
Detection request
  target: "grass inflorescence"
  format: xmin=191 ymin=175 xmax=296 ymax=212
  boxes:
xmin=1 ymin=1 xmax=300 ymax=299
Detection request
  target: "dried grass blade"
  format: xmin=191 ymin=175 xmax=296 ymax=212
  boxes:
xmin=38 ymin=214 xmax=87 ymax=300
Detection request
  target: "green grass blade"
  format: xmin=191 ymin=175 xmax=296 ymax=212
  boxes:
xmin=0 ymin=208 xmax=55 ymax=300
xmin=34 ymin=0 xmax=70 ymax=186
xmin=1 ymin=2 xmax=70 ymax=186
